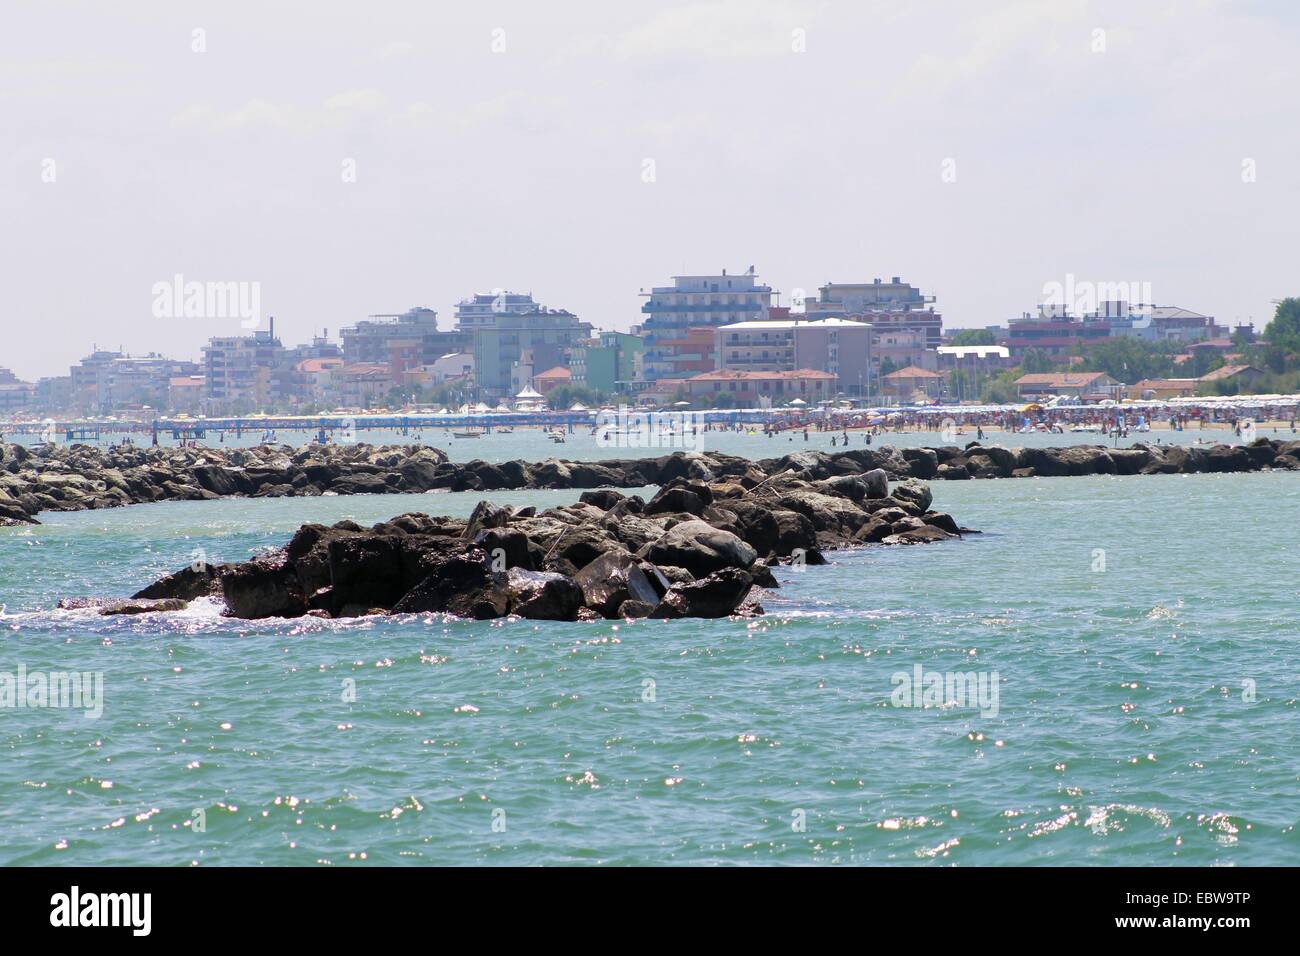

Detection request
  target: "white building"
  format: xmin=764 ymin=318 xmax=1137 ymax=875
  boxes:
xmin=640 ymin=268 xmax=773 ymax=381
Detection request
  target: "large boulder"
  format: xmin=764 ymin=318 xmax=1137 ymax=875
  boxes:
xmin=504 ymin=568 xmax=584 ymax=620
xmin=778 ymin=490 xmax=871 ymax=536
xmin=650 ymin=568 xmax=753 ymax=619
xmin=573 ymin=550 xmax=662 ymax=618
xmin=221 ymin=552 xmax=307 ymax=619
xmin=543 ymin=524 xmax=624 ymax=576
xmin=463 ymin=500 xmax=511 ymax=539
xmin=889 ymin=478 xmax=933 ymax=513
xmin=899 ymin=449 xmax=938 ymax=480
xmin=473 ymin=527 xmax=537 ymax=572
xmin=814 ymin=473 xmax=873 ymax=502
xmin=637 ymin=520 xmax=757 ymax=578
xmin=327 ymin=534 xmax=407 ymax=610
xmin=1020 ymin=445 xmax=1113 ymax=477
xmin=1109 ymin=447 xmax=1153 ymax=475
xmin=132 ymin=562 xmax=225 ymax=601
xmin=390 ymin=550 xmax=508 ymax=619
xmin=578 ymin=489 xmax=627 ymax=511
xmin=644 ymin=479 xmax=714 ymax=516
xmin=191 ymin=464 xmax=252 ymax=496
xmin=1204 ymin=443 xmax=1253 ymax=473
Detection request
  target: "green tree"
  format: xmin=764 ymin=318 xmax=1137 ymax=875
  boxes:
xmin=949 ymin=329 xmax=997 ymax=346
xmin=980 ymin=369 xmax=1022 ymax=404
xmin=1075 ymin=337 xmax=1177 ymax=383
xmin=1020 ymin=348 xmax=1055 ymax=373
xmin=1263 ymin=297 xmax=1300 ymax=354
xmin=545 ymin=384 xmax=603 ymax=409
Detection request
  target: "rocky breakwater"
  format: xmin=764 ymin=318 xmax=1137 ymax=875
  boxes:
xmin=751 ymin=437 xmax=1300 ymax=482
xmin=0 ymin=441 xmax=451 ymax=525
xmin=5 ymin=437 xmax=1296 ymax=527
xmin=112 ymin=465 xmax=974 ymax=622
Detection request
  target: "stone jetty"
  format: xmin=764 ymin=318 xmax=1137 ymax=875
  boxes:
xmin=2 ymin=438 xmax=1298 ymax=526
xmin=102 ymin=466 xmax=972 ymax=622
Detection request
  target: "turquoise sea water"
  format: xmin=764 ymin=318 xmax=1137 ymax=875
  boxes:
xmin=0 ymin=437 xmax=1297 ymax=865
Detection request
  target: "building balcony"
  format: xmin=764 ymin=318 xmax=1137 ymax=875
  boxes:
xmin=642 ymin=302 xmax=766 ymax=314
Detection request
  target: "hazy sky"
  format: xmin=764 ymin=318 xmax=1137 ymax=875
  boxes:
xmin=2 ymin=0 xmax=1297 ymax=379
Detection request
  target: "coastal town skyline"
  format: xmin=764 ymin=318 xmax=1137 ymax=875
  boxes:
xmin=4 ymin=0 xmax=1298 ymax=380
xmin=0 ymin=268 xmax=1273 ymax=382
xmin=6 ymin=269 xmax=1292 ymax=420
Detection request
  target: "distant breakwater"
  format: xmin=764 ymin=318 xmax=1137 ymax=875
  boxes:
xmin=2 ymin=438 xmax=1298 ymax=526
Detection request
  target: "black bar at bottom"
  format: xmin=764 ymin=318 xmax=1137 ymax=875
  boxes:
xmin=0 ymin=866 xmax=1279 ymax=941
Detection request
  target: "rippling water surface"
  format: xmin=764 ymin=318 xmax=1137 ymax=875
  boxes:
xmin=1 ymin=458 xmax=1296 ymax=865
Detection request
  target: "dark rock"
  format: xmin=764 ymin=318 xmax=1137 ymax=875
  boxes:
xmin=221 ymin=552 xmax=306 ymax=618
xmin=463 ymin=499 xmax=510 ymax=539
xmin=644 ymin=479 xmax=713 ymax=516
xmin=543 ymin=524 xmax=623 ymax=576
xmin=391 ymin=550 xmax=508 ymax=619
xmin=131 ymin=562 xmax=225 ymax=601
xmin=57 ymin=596 xmax=186 ymax=614
xmin=328 ymin=534 xmax=407 ymax=610
xmin=505 ymin=568 xmax=584 ymax=620
xmin=616 ymin=599 xmax=656 ymax=618
xmin=650 ymin=568 xmax=754 ymax=619
xmin=474 ymin=527 xmax=536 ymax=572
xmin=853 ymin=516 xmax=893 ymax=543
xmin=1204 ymin=443 xmax=1254 ymax=473
xmin=100 ymin=598 xmax=188 ymax=615
xmin=637 ymin=520 xmax=757 ymax=578
xmin=749 ymin=561 xmax=779 ymax=589
xmin=578 ymin=489 xmax=626 ymax=511
xmin=899 ymin=449 xmax=938 ymax=480
xmin=922 ymin=511 xmax=962 ymax=535
xmin=572 ymin=550 xmax=661 ymax=618
xmin=891 ymin=479 xmax=934 ymax=512
xmin=1020 ymin=445 xmax=1113 ymax=477
xmin=882 ymin=525 xmax=958 ymax=545
xmin=191 ymin=465 xmax=251 ymax=496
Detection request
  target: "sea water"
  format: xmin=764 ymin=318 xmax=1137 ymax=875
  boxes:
xmin=0 ymin=446 xmax=1296 ymax=865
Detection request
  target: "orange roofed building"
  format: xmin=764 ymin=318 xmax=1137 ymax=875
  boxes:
xmin=531 ymin=365 xmax=573 ymax=394
xmin=685 ymin=369 xmax=837 ymax=405
xmin=882 ymin=365 xmax=945 ymax=401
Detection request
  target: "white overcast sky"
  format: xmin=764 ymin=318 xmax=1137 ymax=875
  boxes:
xmin=2 ymin=0 xmax=1297 ymax=378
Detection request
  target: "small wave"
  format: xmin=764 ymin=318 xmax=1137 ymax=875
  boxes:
xmin=1084 ymin=803 xmax=1172 ymax=835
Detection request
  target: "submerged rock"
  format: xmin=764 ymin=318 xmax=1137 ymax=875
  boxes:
xmin=57 ymin=596 xmax=188 ymax=615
